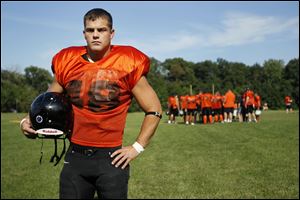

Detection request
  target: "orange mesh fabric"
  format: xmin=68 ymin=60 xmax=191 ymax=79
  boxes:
xmin=52 ymin=45 xmax=149 ymax=147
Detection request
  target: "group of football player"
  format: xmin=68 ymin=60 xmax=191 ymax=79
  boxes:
xmin=167 ymin=88 xmax=262 ymax=125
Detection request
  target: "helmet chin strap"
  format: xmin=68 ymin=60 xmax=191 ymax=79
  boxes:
xmin=39 ymin=134 xmax=67 ymax=166
xmin=39 ymin=138 xmax=44 ymax=165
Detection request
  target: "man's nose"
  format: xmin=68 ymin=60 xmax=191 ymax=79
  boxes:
xmin=93 ymin=30 xmax=100 ymax=38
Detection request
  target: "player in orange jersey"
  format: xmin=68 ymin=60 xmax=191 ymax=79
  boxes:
xmin=180 ymin=94 xmax=188 ymax=123
xmin=285 ymin=95 xmax=293 ymax=113
xmin=244 ymin=88 xmax=256 ymax=122
xmin=196 ymin=91 xmax=203 ymax=123
xmin=211 ymin=91 xmax=223 ymax=123
xmin=20 ymin=8 xmax=162 ymax=199
xmin=254 ymin=93 xmax=262 ymax=122
xmin=201 ymin=91 xmax=213 ymax=124
xmin=186 ymin=93 xmax=197 ymax=125
xmin=168 ymin=94 xmax=180 ymax=124
xmin=223 ymin=89 xmax=236 ymax=123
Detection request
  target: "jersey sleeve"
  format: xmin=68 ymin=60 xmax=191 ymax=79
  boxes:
xmin=127 ymin=48 xmax=150 ymax=90
xmin=51 ymin=46 xmax=84 ymax=87
xmin=51 ymin=48 xmax=69 ymax=87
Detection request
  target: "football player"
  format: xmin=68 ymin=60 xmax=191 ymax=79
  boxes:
xmin=20 ymin=8 xmax=162 ymax=199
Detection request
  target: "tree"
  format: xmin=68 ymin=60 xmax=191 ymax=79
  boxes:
xmin=248 ymin=63 xmax=263 ymax=93
xmin=162 ymin=58 xmax=195 ymax=83
xmin=1 ymin=57 xmax=299 ymax=112
xmin=283 ymin=58 xmax=299 ymax=107
xmin=193 ymin=60 xmax=220 ymax=93
xmin=147 ymin=58 xmax=169 ymax=106
xmin=1 ymin=70 xmax=38 ymax=112
xmin=24 ymin=66 xmax=53 ymax=93
xmin=261 ymin=59 xmax=285 ymax=109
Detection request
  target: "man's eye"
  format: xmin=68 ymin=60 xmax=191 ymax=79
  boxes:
xmin=86 ymin=29 xmax=94 ymax=32
xmin=97 ymin=28 xmax=107 ymax=32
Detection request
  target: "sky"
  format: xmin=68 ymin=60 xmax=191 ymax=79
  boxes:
xmin=1 ymin=1 xmax=299 ymax=73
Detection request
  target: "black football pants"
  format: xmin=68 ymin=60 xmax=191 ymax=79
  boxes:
xmin=59 ymin=143 xmax=130 ymax=199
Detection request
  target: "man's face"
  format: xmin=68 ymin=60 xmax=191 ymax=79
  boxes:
xmin=83 ymin=17 xmax=114 ymax=53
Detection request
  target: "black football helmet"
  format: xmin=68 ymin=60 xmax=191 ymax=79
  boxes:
xmin=29 ymin=92 xmax=73 ymax=138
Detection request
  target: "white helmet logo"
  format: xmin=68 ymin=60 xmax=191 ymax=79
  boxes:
xmin=36 ymin=115 xmax=43 ymax=123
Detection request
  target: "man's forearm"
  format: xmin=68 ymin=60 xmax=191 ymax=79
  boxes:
xmin=135 ymin=114 xmax=161 ymax=148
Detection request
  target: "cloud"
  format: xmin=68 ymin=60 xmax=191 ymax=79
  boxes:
xmin=208 ymin=12 xmax=299 ymax=47
xmin=116 ymin=12 xmax=299 ymax=57
xmin=118 ymin=32 xmax=204 ymax=54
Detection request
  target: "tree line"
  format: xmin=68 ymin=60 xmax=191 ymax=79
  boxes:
xmin=1 ymin=57 xmax=299 ymax=113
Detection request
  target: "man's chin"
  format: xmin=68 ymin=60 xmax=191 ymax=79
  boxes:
xmin=87 ymin=44 xmax=110 ymax=55
xmin=90 ymin=46 xmax=104 ymax=52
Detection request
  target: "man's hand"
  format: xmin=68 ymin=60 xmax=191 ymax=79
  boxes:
xmin=20 ymin=118 xmax=37 ymax=139
xmin=110 ymin=145 xmax=140 ymax=169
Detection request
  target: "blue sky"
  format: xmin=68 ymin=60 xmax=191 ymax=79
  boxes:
xmin=1 ymin=1 xmax=299 ymax=73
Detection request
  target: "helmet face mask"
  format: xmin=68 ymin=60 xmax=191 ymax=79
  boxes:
xmin=29 ymin=92 xmax=73 ymax=138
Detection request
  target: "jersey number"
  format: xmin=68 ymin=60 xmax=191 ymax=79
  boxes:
xmin=66 ymin=80 xmax=120 ymax=112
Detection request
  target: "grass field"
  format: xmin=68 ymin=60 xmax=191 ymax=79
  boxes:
xmin=1 ymin=110 xmax=299 ymax=199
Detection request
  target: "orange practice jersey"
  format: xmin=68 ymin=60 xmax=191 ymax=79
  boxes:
xmin=254 ymin=95 xmax=261 ymax=108
xmin=201 ymin=93 xmax=213 ymax=109
xmin=211 ymin=94 xmax=223 ymax=109
xmin=285 ymin=96 xmax=292 ymax=105
xmin=244 ymin=90 xmax=254 ymax=106
xmin=180 ymin=95 xmax=188 ymax=109
xmin=223 ymin=90 xmax=236 ymax=108
xmin=196 ymin=93 xmax=203 ymax=107
xmin=168 ymin=96 xmax=178 ymax=109
xmin=52 ymin=45 xmax=150 ymax=147
xmin=187 ymin=95 xmax=197 ymax=109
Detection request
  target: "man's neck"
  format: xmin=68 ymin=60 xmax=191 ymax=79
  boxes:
xmin=86 ymin=46 xmax=111 ymax=62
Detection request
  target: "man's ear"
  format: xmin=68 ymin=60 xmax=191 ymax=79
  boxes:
xmin=110 ymin=29 xmax=115 ymax=39
xmin=83 ymin=30 xmax=87 ymax=41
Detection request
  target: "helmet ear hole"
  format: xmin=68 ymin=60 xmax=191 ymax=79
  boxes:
xmin=29 ymin=92 xmax=73 ymax=137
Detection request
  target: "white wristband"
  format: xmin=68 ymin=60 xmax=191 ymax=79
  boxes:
xmin=20 ymin=118 xmax=27 ymax=129
xmin=132 ymin=141 xmax=144 ymax=154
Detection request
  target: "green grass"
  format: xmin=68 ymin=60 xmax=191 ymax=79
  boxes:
xmin=1 ymin=111 xmax=299 ymax=199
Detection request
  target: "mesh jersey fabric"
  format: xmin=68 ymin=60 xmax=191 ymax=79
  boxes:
xmin=51 ymin=45 xmax=150 ymax=147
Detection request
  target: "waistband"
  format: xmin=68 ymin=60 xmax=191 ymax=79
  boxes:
xmin=70 ymin=143 xmax=121 ymax=157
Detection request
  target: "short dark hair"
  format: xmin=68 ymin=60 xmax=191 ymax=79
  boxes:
xmin=83 ymin=8 xmax=113 ymax=29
